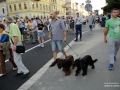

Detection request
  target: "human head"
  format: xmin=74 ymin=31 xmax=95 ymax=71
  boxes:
xmin=0 ymin=24 xmax=5 ymax=32
xmin=76 ymin=13 xmax=79 ymax=17
xmin=111 ymin=8 xmax=119 ymax=18
xmin=38 ymin=19 xmax=43 ymax=24
xmin=50 ymin=11 xmax=58 ymax=19
xmin=5 ymin=16 xmax=14 ymax=26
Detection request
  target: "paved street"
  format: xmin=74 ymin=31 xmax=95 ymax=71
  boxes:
xmin=0 ymin=24 xmax=94 ymax=90
xmin=19 ymin=25 xmax=120 ymax=90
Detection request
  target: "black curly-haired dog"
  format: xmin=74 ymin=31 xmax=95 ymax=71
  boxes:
xmin=73 ymin=55 xmax=98 ymax=76
xmin=55 ymin=55 xmax=74 ymax=76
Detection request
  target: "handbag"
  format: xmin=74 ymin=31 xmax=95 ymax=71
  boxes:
xmin=10 ymin=38 xmax=25 ymax=53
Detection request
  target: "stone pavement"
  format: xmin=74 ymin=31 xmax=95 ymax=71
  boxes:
xmin=18 ymin=26 xmax=120 ymax=90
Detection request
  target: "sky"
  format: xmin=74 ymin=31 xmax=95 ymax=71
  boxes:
xmin=76 ymin=0 xmax=106 ymax=14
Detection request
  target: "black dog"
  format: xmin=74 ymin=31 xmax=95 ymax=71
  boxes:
xmin=56 ymin=55 xmax=74 ymax=76
xmin=73 ymin=55 xmax=98 ymax=76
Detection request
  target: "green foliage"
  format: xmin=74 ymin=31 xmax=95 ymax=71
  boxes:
xmin=102 ymin=0 xmax=120 ymax=13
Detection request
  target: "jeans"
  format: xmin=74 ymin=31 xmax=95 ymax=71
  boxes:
xmin=75 ymin=24 xmax=82 ymax=40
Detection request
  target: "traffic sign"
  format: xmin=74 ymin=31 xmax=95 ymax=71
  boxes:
xmin=85 ymin=0 xmax=91 ymax=4
xmin=85 ymin=4 xmax=92 ymax=11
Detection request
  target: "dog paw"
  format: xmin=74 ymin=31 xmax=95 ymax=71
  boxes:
xmin=82 ymin=74 xmax=87 ymax=76
xmin=91 ymin=67 xmax=95 ymax=69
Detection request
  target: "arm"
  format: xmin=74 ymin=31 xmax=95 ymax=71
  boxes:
xmin=104 ymin=27 xmax=109 ymax=43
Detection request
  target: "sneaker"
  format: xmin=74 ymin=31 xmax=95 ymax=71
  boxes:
xmin=109 ymin=64 xmax=113 ymax=70
xmin=41 ymin=44 xmax=44 ymax=47
xmin=74 ymin=39 xmax=78 ymax=42
xmin=21 ymin=72 xmax=30 ymax=79
xmin=49 ymin=61 xmax=56 ymax=67
xmin=114 ymin=56 xmax=116 ymax=62
xmin=38 ymin=44 xmax=41 ymax=47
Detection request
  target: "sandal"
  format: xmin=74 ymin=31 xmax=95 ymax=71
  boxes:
xmin=13 ymin=67 xmax=17 ymax=71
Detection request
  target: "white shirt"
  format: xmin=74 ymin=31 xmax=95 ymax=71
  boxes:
xmin=75 ymin=16 xmax=83 ymax=25
xmin=32 ymin=20 xmax=37 ymax=32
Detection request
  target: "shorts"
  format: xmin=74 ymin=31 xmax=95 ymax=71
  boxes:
xmin=38 ymin=32 xmax=45 ymax=37
xmin=51 ymin=40 xmax=64 ymax=52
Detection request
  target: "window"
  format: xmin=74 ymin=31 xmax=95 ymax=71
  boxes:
xmin=14 ymin=4 xmax=17 ymax=11
xmin=9 ymin=5 xmax=12 ymax=11
xmin=40 ymin=4 xmax=42 ymax=10
xmin=46 ymin=5 xmax=48 ymax=11
xmin=2 ymin=8 xmax=5 ymax=14
xmin=32 ymin=3 xmax=34 ymax=9
xmin=24 ymin=2 xmax=27 ymax=9
xmin=19 ymin=3 xmax=22 ymax=10
xmin=36 ymin=3 xmax=38 ymax=9
xmin=49 ymin=6 xmax=51 ymax=11
xmin=43 ymin=4 xmax=45 ymax=10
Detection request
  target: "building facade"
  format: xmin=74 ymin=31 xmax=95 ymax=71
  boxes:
xmin=63 ymin=0 xmax=79 ymax=17
xmin=79 ymin=3 xmax=88 ymax=16
xmin=6 ymin=0 xmax=66 ymax=19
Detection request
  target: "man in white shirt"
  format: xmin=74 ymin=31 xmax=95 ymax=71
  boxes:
xmin=74 ymin=13 xmax=83 ymax=41
xmin=31 ymin=18 xmax=37 ymax=44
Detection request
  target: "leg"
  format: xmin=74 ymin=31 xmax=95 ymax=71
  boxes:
xmin=31 ymin=31 xmax=36 ymax=43
xmin=108 ymin=38 xmax=115 ymax=64
xmin=41 ymin=37 xmax=45 ymax=47
xmin=114 ymin=39 xmax=120 ymax=56
xmin=50 ymin=40 xmax=57 ymax=67
xmin=79 ymin=24 xmax=82 ymax=40
xmin=82 ymin=67 xmax=87 ymax=76
xmin=75 ymin=67 xmax=81 ymax=76
xmin=75 ymin=25 xmax=79 ymax=41
xmin=0 ymin=50 xmax=7 ymax=75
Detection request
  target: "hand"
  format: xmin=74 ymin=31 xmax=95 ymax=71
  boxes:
xmin=48 ymin=35 xmax=51 ymax=39
xmin=104 ymin=38 xmax=107 ymax=43
xmin=12 ymin=46 xmax=16 ymax=51
xmin=63 ymin=37 xmax=67 ymax=42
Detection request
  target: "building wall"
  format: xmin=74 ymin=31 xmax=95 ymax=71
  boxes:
xmin=6 ymin=0 xmax=66 ymax=19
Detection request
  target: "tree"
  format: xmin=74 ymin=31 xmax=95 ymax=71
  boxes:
xmin=102 ymin=0 xmax=120 ymax=13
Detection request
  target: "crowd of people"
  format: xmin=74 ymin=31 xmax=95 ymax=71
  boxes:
xmin=0 ymin=8 xmax=120 ymax=78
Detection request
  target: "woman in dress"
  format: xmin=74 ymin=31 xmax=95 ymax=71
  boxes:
xmin=37 ymin=19 xmax=45 ymax=47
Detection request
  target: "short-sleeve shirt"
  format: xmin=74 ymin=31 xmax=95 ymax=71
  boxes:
xmin=50 ymin=19 xmax=66 ymax=40
xmin=38 ymin=24 xmax=44 ymax=30
xmin=105 ymin=18 xmax=120 ymax=39
xmin=32 ymin=20 xmax=37 ymax=32
xmin=9 ymin=23 xmax=22 ymax=43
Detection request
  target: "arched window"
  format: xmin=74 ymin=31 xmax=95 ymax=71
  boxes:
xmin=40 ymin=4 xmax=42 ymax=10
xmin=9 ymin=5 xmax=12 ymax=11
xmin=14 ymin=4 xmax=16 ymax=11
xmin=24 ymin=2 xmax=27 ymax=9
xmin=19 ymin=3 xmax=22 ymax=10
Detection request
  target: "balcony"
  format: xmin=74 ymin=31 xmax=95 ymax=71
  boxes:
xmin=62 ymin=2 xmax=71 ymax=8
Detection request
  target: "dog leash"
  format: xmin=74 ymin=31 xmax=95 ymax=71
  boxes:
xmin=65 ymin=41 xmax=79 ymax=57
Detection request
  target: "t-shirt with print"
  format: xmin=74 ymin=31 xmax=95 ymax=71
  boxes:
xmin=105 ymin=18 xmax=120 ymax=39
xmin=9 ymin=23 xmax=22 ymax=43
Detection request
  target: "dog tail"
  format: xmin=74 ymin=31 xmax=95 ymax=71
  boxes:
xmin=93 ymin=59 xmax=98 ymax=63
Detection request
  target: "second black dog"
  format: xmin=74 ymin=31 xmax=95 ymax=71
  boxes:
xmin=73 ymin=55 xmax=98 ymax=76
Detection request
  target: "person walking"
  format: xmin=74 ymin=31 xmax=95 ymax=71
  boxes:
xmin=37 ymin=19 xmax=45 ymax=47
xmin=88 ymin=13 xmax=94 ymax=31
xmin=66 ymin=17 xmax=70 ymax=32
xmin=49 ymin=11 xmax=67 ymax=67
xmin=74 ymin=13 xmax=83 ymax=41
xmin=101 ymin=14 xmax=107 ymax=31
xmin=104 ymin=8 xmax=120 ymax=70
xmin=0 ymin=24 xmax=17 ymax=77
xmin=6 ymin=16 xmax=29 ymax=78
xmin=31 ymin=18 xmax=37 ymax=44
xmin=70 ymin=17 xmax=75 ymax=34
